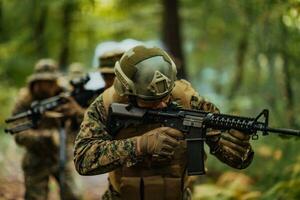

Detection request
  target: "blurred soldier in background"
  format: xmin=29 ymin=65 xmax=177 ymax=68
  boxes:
xmin=12 ymin=59 xmax=82 ymax=200
xmin=68 ymin=62 xmax=85 ymax=80
xmin=98 ymin=50 xmax=124 ymax=89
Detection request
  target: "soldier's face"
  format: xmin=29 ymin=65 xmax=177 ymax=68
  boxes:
xmin=136 ymin=95 xmax=170 ymax=109
xmin=32 ymin=80 xmax=60 ymax=99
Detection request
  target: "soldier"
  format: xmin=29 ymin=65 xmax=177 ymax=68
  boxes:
xmin=68 ymin=62 xmax=85 ymax=80
xmin=12 ymin=59 xmax=81 ymax=200
xmin=74 ymin=46 xmax=254 ymax=200
xmin=98 ymin=50 xmax=124 ymax=89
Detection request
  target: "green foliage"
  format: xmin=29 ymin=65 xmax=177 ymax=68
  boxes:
xmin=1 ymin=0 xmax=300 ymax=198
xmin=0 ymin=84 xmax=17 ymax=125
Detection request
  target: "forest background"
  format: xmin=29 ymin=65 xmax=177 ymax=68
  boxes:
xmin=0 ymin=0 xmax=300 ymax=199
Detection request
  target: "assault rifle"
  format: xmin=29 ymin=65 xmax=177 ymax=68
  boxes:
xmin=5 ymin=74 xmax=104 ymax=134
xmin=107 ymin=103 xmax=300 ymax=176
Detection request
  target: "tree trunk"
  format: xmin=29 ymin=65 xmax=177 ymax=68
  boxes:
xmin=162 ymin=0 xmax=186 ymax=79
xmin=228 ymin=33 xmax=249 ymax=99
xmin=0 ymin=0 xmax=4 ymax=42
xmin=58 ymin=0 xmax=76 ymax=71
xmin=34 ymin=3 xmax=48 ymax=56
xmin=280 ymin=22 xmax=295 ymax=127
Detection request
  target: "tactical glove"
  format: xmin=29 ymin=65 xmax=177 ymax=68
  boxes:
xmin=208 ymin=129 xmax=254 ymax=169
xmin=55 ymin=95 xmax=85 ymax=118
xmin=220 ymin=129 xmax=251 ymax=158
xmin=137 ymin=127 xmax=184 ymax=157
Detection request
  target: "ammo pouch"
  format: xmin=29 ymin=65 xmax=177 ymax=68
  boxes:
xmin=120 ymin=176 xmax=183 ymax=200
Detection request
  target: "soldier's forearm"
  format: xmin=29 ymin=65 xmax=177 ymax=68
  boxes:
xmin=14 ymin=129 xmax=53 ymax=148
xmin=74 ymin=137 xmax=139 ymax=175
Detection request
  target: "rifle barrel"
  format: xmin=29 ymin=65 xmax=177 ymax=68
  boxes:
xmin=266 ymin=127 xmax=300 ymax=136
xmin=5 ymin=110 xmax=33 ymax=123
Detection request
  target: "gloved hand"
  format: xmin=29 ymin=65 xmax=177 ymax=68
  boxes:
xmin=136 ymin=127 xmax=184 ymax=157
xmin=55 ymin=95 xmax=85 ymax=118
xmin=219 ymin=129 xmax=251 ymax=159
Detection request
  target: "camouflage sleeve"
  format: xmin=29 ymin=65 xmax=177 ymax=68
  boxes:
xmin=190 ymin=92 xmax=254 ymax=169
xmin=12 ymin=88 xmax=57 ymax=149
xmin=74 ymin=95 xmax=139 ymax=175
xmin=12 ymin=88 xmax=38 ymax=147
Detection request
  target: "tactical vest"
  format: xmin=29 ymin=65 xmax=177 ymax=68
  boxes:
xmin=102 ymin=80 xmax=200 ymax=200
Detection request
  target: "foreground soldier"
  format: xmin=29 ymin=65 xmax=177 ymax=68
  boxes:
xmin=74 ymin=46 xmax=254 ymax=200
xmin=13 ymin=59 xmax=81 ymax=200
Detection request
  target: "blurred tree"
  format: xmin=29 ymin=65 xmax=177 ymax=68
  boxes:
xmin=162 ymin=0 xmax=186 ymax=79
xmin=32 ymin=0 xmax=48 ymax=57
xmin=227 ymin=1 xmax=255 ymax=99
xmin=0 ymin=0 xmax=3 ymax=42
xmin=58 ymin=0 xmax=78 ymax=70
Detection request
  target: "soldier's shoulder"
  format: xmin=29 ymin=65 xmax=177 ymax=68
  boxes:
xmin=171 ymin=79 xmax=197 ymax=108
xmin=12 ymin=87 xmax=33 ymax=114
xmin=174 ymin=79 xmax=192 ymax=89
xmin=16 ymin=87 xmax=32 ymax=104
xmin=18 ymin=87 xmax=30 ymax=95
xmin=101 ymin=86 xmax=127 ymax=113
xmin=172 ymin=79 xmax=196 ymax=97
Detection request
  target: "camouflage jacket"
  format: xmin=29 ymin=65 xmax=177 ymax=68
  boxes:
xmin=74 ymin=80 xmax=254 ymax=175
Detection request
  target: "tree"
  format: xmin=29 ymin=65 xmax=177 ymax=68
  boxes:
xmin=162 ymin=0 xmax=186 ymax=79
xmin=58 ymin=0 xmax=78 ymax=70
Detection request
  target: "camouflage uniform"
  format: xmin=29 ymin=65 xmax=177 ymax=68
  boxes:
xmin=74 ymin=46 xmax=254 ymax=200
xmin=13 ymin=59 xmax=80 ymax=200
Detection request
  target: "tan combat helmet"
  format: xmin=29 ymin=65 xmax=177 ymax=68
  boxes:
xmin=114 ymin=45 xmax=177 ymax=101
xmin=27 ymin=58 xmax=60 ymax=86
xmin=98 ymin=50 xmax=124 ymax=74
xmin=68 ymin=62 xmax=85 ymax=80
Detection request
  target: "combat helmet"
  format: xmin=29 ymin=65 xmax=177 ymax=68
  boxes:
xmin=27 ymin=58 xmax=60 ymax=86
xmin=114 ymin=45 xmax=177 ymax=101
xmin=68 ymin=62 xmax=85 ymax=80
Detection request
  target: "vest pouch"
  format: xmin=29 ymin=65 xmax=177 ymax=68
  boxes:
xmin=120 ymin=177 xmax=141 ymax=200
xmin=164 ymin=177 xmax=183 ymax=200
xmin=143 ymin=176 xmax=164 ymax=200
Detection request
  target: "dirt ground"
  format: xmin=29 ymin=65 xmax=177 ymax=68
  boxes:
xmin=0 ymin=137 xmax=108 ymax=200
xmin=0 ymin=173 xmax=108 ymax=200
